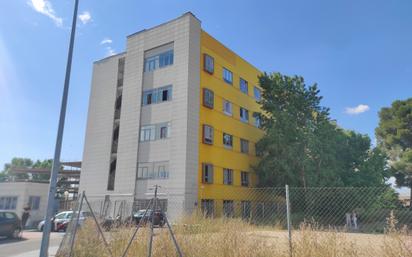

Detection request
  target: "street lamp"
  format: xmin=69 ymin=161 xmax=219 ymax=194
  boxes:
xmin=39 ymin=0 xmax=79 ymax=256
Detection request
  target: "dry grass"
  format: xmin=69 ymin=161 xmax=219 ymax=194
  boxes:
xmin=58 ymin=212 xmax=412 ymax=257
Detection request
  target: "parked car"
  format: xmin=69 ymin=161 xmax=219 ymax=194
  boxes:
xmin=132 ymin=209 xmax=165 ymax=227
xmin=0 ymin=211 xmax=21 ymax=239
xmin=55 ymin=219 xmax=70 ymax=232
xmin=38 ymin=211 xmax=91 ymax=232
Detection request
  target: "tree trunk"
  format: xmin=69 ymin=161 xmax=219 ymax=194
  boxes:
xmin=301 ymin=165 xmax=307 ymax=189
xmin=316 ymin=159 xmax=322 ymax=185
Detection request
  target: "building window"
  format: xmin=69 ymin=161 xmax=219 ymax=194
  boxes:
xmin=223 ymin=200 xmax=234 ymax=217
xmin=223 ymin=68 xmax=233 ymax=84
xmin=223 ymin=100 xmax=232 ymax=116
xmin=253 ymin=112 xmax=261 ymax=128
xmin=140 ymin=125 xmax=156 ymax=142
xmin=136 ymin=199 xmax=168 ymax=212
xmin=137 ymin=161 xmax=169 ymax=179
xmin=144 ymin=50 xmax=173 ymax=72
xmin=158 ymin=166 xmax=168 ymax=179
xmin=254 ymin=86 xmax=261 ymax=101
xmin=160 ymin=126 xmax=168 ymax=139
xmin=203 ymin=88 xmax=214 ymax=109
xmin=145 ymin=57 xmax=156 ymax=72
xmin=240 ymin=139 xmax=249 ymax=154
xmin=240 ymin=107 xmax=249 ymax=123
xmin=223 ymin=133 xmax=233 ymax=148
xmin=204 ymin=54 xmax=214 ymax=74
xmin=144 ymin=92 xmax=152 ymax=105
xmin=223 ymin=168 xmax=233 ymax=185
xmin=0 ymin=197 xmax=17 ymax=210
xmin=160 ymin=86 xmax=172 ymax=102
xmin=202 ymin=163 xmax=214 ymax=184
xmin=140 ymin=123 xmax=170 ymax=142
xmin=28 ymin=196 xmax=40 ymax=210
xmin=241 ymin=171 xmax=249 ymax=187
xmin=201 ymin=199 xmax=214 ymax=217
xmin=138 ymin=166 xmax=149 ymax=178
xmin=256 ymin=203 xmax=265 ymax=219
xmin=240 ymin=78 xmax=248 ymax=94
xmin=203 ymin=125 xmax=214 ymax=145
xmin=241 ymin=201 xmax=251 ymax=219
xmin=142 ymin=86 xmax=172 ymax=106
xmin=162 ymin=89 xmax=168 ymax=101
xmin=159 ymin=50 xmax=174 ymax=68
xmin=159 ymin=122 xmax=171 ymax=139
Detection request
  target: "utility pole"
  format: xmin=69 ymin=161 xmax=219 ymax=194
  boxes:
xmin=39 ymin=0 xmax=79 ymax=256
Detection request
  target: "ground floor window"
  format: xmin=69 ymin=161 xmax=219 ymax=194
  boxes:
xmin=256 ymin=202 xmax=265 ymax=219
xmin=241 ymin=201 xmax=251 ymax=219
xmin=201 ymin=199 xmax=214 ymax=217
xmin=135 ymin=199 xmax=168 ymax=212
xmin=29 ymin=196 xmax=40 ymax=210
xmin=0 ymin=196 xmax=17 ymax=210
xmin=223 ymin=200 xmax=234 ymax=217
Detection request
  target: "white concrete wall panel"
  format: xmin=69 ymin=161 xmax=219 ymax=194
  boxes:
xmin=79 ymin=54 xmax=123 ymax=196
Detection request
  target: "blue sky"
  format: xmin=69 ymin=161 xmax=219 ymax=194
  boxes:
xmin=0 ymin=0 xmax=411 ymax=170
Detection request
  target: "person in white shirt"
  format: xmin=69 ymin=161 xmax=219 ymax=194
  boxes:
xmin=345 ymin=212 xmax=352 ymax=229
xmin=352 ymin=211 xmax=358 ymax=230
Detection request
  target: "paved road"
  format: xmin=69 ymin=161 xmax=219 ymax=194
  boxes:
xmin=0 ymin=231 xmax=64 ymax=257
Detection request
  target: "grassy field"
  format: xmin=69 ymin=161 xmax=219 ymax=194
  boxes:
xmin=58 ymin=213 xmax=412 ymax=257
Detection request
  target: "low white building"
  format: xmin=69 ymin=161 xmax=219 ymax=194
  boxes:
xmin=0 ymin=181 xmax=49 ymax=227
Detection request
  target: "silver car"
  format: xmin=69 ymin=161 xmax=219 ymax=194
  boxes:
xmin=37 ymin=211 xmax=91 ymax=232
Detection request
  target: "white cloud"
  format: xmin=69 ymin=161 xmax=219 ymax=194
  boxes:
xmin=344 ymin=104 xmax=370 ymax=115
xmin=28 ymin=0 xmax=63 ymax=27
xmin=78 ymin=11 xmax=92 ymax=24
xmin=106 ymin=46 xmax=116 ymax=57
xmin=100 ymin=38 xmax=113 ymax=45
xmin=101 ymin=38 xmax=115 ymax=56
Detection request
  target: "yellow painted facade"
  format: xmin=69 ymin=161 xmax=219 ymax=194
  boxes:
xmin=198 ymin=31 xmax=264 ymax=215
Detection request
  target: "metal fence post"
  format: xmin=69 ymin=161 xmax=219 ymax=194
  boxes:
xmin=69 ymin=192 xmax=84 ymax=257
xmin=286 ymin=185 xmax=292 ymax=257
xmin=83 ymin=194 xmax=114 ymax=257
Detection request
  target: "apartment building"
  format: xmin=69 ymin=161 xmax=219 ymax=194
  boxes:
xmin=80 ymin=12 xmax=264 ymax=218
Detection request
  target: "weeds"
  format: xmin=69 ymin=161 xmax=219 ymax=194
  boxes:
xmin=58 ymin=212 xmax=412 ymax=257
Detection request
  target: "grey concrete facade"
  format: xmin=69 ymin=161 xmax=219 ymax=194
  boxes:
xmin=80 ymin=13 xmax=201 ymax=217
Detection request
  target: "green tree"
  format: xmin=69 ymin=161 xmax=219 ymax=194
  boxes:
xmin=347 ymin=148 xmax=390 ymax=187
xmin=32 ymin=159 xmax=53 ymax=169
xmin=0 ymin=157 xmax=52 ymax=181
xmin=376 ymin=98 xmax=412 ymax=207
xmin=255 ymin=73 xmax=332 ymax=187
xmin=255 ymin=72 xmax=390 ymax=188
xmin=0 ymin=158 xmax=33 ymax=180
xmin=32 ymin=159 xmax=52 ymax=180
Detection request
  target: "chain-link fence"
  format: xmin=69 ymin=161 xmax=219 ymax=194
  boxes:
xmin=56 ymin=186 xmax=412 ymax=257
